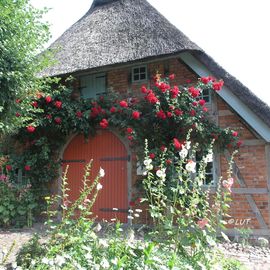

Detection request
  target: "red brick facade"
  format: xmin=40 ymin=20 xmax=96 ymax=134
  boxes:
xmin=72 ymin=57 xmax=270 ymax=235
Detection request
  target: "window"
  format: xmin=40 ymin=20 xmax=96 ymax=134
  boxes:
xmin=132 ymin=65 xmax=147 ymax=82
xmin=195 ymin=152 xmax=216 ymax=186
xmin=80 ymin=73 xmax=106 ymax=99
xmin=199 ymin=88 xmax=211 ymax=103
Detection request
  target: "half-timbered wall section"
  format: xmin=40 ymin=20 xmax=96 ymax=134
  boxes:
xmin=64 ymin=56 xmax=270 ymax=236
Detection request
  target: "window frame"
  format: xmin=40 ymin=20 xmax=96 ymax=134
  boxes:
xmin=131 ymin=65 xmax=148 ymax=83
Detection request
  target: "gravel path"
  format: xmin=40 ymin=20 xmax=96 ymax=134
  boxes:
xmin=1 ymin=224 xmax=270 ymax=269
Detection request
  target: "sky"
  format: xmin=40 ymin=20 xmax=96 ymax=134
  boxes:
xmin=30 ymin=0 xmax=270 ymax=105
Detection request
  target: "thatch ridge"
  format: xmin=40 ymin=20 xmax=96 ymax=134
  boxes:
xmin=41 ymin=0 xmax=200 ymax=77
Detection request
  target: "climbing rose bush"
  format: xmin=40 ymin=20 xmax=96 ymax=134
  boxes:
xmin=0 ymin=74 xmax=241 ymax=223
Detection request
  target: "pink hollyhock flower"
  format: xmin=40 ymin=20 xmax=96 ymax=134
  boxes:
xmin=169 ymin=74 xmax=175 ymax=80
xmin=54 ymin=101 xmax=62 ymax=109
xmin=132 ymin=111 xmax=140 ymax=119
xmin=54 ymin=117 xmax=62 ymax=125
xmin=197 ymin=218 xmax=208 ymax=229
xmin=26 ymin=125 xmax=35 ymax=133
xmin=45 ymin=96 xmax=52 ymax=103
xmin=24 ymin=165 xmax=31 ymax=171
xmin=222 ymin=177 xmax=234 ymax=192
xmin=119 ymin=100 xmax=128 ymax=108
xmin=100 ymin=118 xmax=108 ymax=129
xmin=232 ymin=131 xmax=238 ymax=137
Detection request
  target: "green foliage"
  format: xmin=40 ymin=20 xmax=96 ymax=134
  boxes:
xmin=14 ymin=154 xmax=243 ymax=270
xmin=0 ymin=0 xmax=50 ymax=133
xmin=0 ymin=177 xmax=37 ymax=227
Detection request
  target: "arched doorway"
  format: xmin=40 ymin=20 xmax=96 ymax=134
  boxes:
xmin=62 ymin=130 xmax=129 ymax=223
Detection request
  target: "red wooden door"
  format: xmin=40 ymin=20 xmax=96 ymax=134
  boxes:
xmin=63 ymin=130 xmax=128 ymax=223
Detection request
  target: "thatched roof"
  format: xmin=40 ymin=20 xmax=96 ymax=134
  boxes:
xmin=41 ymin=0 xmax=200 ymax=77
xmin=41 ymin=0 xmax=270 ymax=128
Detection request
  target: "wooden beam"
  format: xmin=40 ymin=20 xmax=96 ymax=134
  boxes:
xmin=232 ymin=188 xmax=269 ymax=194
xmin=225 ymin=150 xmax=268 ymax=230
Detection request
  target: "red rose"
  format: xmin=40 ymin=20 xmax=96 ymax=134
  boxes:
xmin=173 ymin=138 xmax=183 ymax=150
xmin=192 ymin=101 xmax=198 ymax=106
xmin=190 ymin=109 xmax=196 ymax=116
xmin=27 ymin=125 xmax=35 ymax=133
xmin=100 ymin=118 xmax=108 ymax=129
xmin=188 ymin=86 xmax=200 ymax=98
xmin=127 ymin=127 xmax=133 ymax=134
xmin=198 ymin=99 xmax=206 ymax=106
xmin=232 ymin=131 xmax=238 ymax=137
xmin=132 ymin=111 xmax=140 ymax=119
xmin=76 ymin=111 xmax=83 ymax=118
xmin=169 ymin=74 xmax=175 ymax=80
xmin=91 ymin=107 xmax=100 ymax=118
xmin=167 ymin=112 xmax=173 ymax=118
xmin=45 ymin=96 xmax=52 ymax=103
xmin=110 ymin=106 xmax=116 ymax=113
xmin=46 ymin=114 xmax=52 ymax=119
xmin=237 ymin=140 xmax=243 ymax=147
xmin=149 ymin=153 xmax=155 ymax=159
xmin=119 ymin=100 xmax=128 ymax=108
xmin=129 ymin=201 xmax=135 ymax=207
xmin=145 ymin=90 xmax=159 ymax=104
xmin=212 ymin=80 xmax=224 ymax=91
xmin=6 ymin=165 xmax=12 ymax=171
xmin=32 ymin=101 xmax=38 ymax=108
xmin=156 ymin=110 xmax=166 ymax=120
xmin=201 ymin=76 xmax=211 ymax=84
xmin=166 ymin=159 xmax=172 ymax=165
xmin=170 ymin=86 xmax=179 ymax=98
xmin=174 ymin=109 xmax=183 ymax=116
xmin=169 ymin=105 xmax=174 ymax=111
xmin=54 ymin=117 xmax=62 ymax=124
xmin=203 ymin=107 xmax=208 ymax=112
xmin=127 ymin=135 xmax=133 ymax=141
xmin=15 ymin=112 xmax=21 ymax=117
xmin=24 ymin=165 xmax=31 ymax=171
xmin=160 ymin=145 xmax=166 ymax=152
xmin=15 ymin=99 xmax=21 ymax=104
xmin=54 ymin=101 xmax=62 ymax=109
xmin=158 ymin=82 xmax=170 ymax=93
xmin=141 ymin=85 xmax=148 ymax=94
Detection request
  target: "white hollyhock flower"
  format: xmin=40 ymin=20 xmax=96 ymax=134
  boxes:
xmin=186 ymin=141 xmax=191 ymax=150
xmin=145 ymin=164 xmax=153 ymax=171
xmin=143 ymin=158 xmax=152 ymax=166
xmin=100 ymin=258 xmax=110 ymax=269
xmin=99 ymin=167 xmax=105 ymax=177
xmin=185 ymin=160 xmax=196 ymax=173
xmin=97 ymin=183 xmax=103 ymax=190
xmin=156 ymin=168 xmax=166 ymax=179
xmin=179 ymin=147 xmax=188 ymax=159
